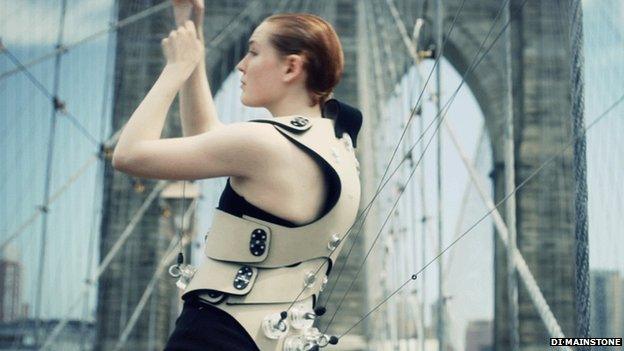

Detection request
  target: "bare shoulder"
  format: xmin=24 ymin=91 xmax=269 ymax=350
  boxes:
xmin=230 ymin=120 xmax=328 ymax=224
xmin=224 ymin=121 xmax=297 ymax=178
xmin=212 ymin=121 xmax=294 ymax=176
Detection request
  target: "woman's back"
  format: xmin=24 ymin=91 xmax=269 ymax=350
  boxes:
xmin=227 ymin=119 xmax=332 ymax=226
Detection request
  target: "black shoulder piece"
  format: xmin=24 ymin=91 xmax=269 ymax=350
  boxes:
xmin=322 ymin=99 xmax=363 ymax=148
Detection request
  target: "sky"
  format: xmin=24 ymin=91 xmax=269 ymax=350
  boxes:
xmin=0 ymin=0 xmax=622 ymax=350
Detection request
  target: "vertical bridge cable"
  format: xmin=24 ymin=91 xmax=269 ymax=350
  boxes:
xmin=34 ymin=0 xmax=68 ymax=345
xmin=0 ymin=155 xmax=99 ymax=252
xmin=434 ymin=0 xmax=445 ymax=349
xmin=502 ymin=0 xmax=519 ymax=350
xmin=569 ymin=0 xmax=591 ymax=346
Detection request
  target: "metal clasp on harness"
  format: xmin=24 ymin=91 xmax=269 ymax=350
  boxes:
xmin=327 ymin=234 xmax=341 ymax=251
xmin=303 ymin=271 xmax=316 ymax=289
xmin=289 ymin=304 xmax=316 ymax=330
xmin=283 ymin=327 xmax=336 ymax=351
xmin=262 ymin=312 xmax=290 ymax=340
xmin=168 ymin=264 xmax=197 ymax=290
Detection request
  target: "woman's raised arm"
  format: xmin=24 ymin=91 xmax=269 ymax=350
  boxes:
xmin=113 ymin=21 xmax=203 ymax=167
xmin=112 ymin=20 xmax=283 ymax=181
xmin=172 ymin=0 xmax=223 ymax=136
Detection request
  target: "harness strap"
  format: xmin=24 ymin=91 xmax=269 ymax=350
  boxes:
xmin=205 ymin=209 xmax=343 ymax=268
xmin=185 ymin=257 xmax=327 ymax=304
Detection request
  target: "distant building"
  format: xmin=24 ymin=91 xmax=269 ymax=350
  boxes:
xmin=590 ymin=269 xmax=624 ymax=339
xmin=0 ymin=245 xmax=21 ymax=322
xmin=0 ymin=319 xmax=94 ymax=350
xmin=465 ymin=319 xmax=493 ymax=351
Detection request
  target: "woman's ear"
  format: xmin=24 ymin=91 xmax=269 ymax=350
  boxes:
xmin=282 ymin=54 xmax=305 ymax=83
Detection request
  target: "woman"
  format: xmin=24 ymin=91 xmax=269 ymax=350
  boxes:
xmin=112 ymin=1 xmax=362 ymax=350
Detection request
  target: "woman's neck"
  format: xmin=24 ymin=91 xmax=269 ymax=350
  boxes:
xmin=267 ymin=94 xmax=323 ymax=119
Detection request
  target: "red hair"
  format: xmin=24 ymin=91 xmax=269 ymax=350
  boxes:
xmin=264 ymin=13 xmax=344 ymax=107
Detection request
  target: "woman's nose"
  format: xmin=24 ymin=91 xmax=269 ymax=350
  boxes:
xmin=236 ymin=59 xmax=245 ymax=73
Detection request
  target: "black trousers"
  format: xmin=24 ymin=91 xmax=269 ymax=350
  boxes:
xmin=164 ymin=295 xmax=260 ymax=351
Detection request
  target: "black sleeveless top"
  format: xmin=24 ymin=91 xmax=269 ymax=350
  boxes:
xmin=217 ymin=178 xmax=299 ymax=227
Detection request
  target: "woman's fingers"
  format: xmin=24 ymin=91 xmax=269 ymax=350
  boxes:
xmin=192 ymin=0 xmax=204 ymax=10
xmin=167 ymin=21 xmax=195 ymax=40
xmin=171 ymin=0 xmax=204 ymax=39
xmin=162 ymin=20 xmax=202 ymax=67
xmin=161 ymin=38 xmax=170 ymax=53
xmin=184 ymin=20 xmax=196 ymax=34
xmin=161 ymin=37 xmax=172 ymax=61
xmin=172 ymin=0 xmax=203 ymax=26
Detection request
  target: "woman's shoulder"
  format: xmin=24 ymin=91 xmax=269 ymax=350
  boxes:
xmin=223 ymin=120 xmax=307 ymax=168
xmin=216 ymin=120 xmax=288 ymax=150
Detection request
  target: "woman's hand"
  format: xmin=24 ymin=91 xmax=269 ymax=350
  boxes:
xmin=161 ymin=21 xmax=204 ymax=82
xmin=172 ymin=0 xmax=204 ymax=39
